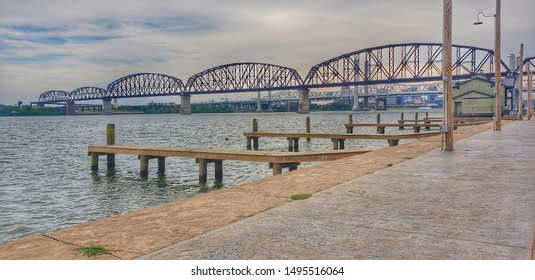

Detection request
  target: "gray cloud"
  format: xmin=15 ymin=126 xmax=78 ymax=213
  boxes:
xmin=0 ymin=0 xmax=533 ymax=104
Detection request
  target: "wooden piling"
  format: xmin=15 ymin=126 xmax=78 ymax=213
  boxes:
xmin=376 ymin=113 xmax=384 ymax=134
xmin=91 ymin=154 xmax=99 ymax=171
xmin=157 ymin=157 xmax=165 ymax=174
xmin=338 ymin=139 xmax=345 ymax=150
xmin=387 ymin=139 xmax=399 ymax=146
xmin=252 ymin=119 xmax=258 ymax=132
xmin=106 ymin=124 xmax=115 ymax=145
xmin=140 ymin=155 xmax=149 ymax=177
xmin=246 ymin=137 xmax=252 ymax=150
xmin=106 ymin=124 xmax=115 ymax=169
xmin=288 ymin=138 xmax=294 ymax=152
xmin=399 ymin=112 xmax=404 ymax=129
xmin=198 ymin=159 xmax=208 ymax=183
xmin=252 ymin=138 xmax=259 ymax=150
xmin=332 ymin=139 xmax=339 ymax=150
xmin=214 ymin=160 xmax=223 ymax=182
xmin=252 ymin=119 xmax=259 ymax=150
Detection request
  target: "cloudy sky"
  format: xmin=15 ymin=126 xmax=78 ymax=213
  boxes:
xmin=1 ymin=0 xmax=533 ymax=105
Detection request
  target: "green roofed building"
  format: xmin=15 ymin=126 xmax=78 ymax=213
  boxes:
xmin=452 ymin=75 xmax=506 ymax=117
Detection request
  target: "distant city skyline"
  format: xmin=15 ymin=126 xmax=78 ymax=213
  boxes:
xmin=1 ymin=0 xmax=534 ymax=105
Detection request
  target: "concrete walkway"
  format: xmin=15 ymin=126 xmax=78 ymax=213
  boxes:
xmin=141 ymin=119 xmax=535 ymax=259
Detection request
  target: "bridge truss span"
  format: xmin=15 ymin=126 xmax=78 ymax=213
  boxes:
xmin=106 ymin=73 xmax=185 ymax=98
xmin=304 ymin=43 xmax=511 ymax=88
xmin=186 ymin=62 xmax=303 ymax=94
xmin=38 ymin=90 xmax=71 ymax=103
xmin=70 ymin=87 xmax=107 ymax=101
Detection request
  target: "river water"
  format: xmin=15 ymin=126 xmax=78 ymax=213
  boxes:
xmin=0 ymin=110 xmax=442 ymax=243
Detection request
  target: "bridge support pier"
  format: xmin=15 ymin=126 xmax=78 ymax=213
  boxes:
xmin=102 ymin=98 xmax=112 ymax=115
xmin=180 ymin=94 xmax=192 ymax=115
xmin=354 ymin=96 xmax=371 ymax=111
xmin=297 ymin=88 xmax=310 ymax=114
xmin=66 ymin=101 xmax=76 ymax=115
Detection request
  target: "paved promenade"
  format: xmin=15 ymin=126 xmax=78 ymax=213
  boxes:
xmin=141 ymin=119 xmax=535 ymax=259
xmin=1 ymin=119 xmax=533 ymax=259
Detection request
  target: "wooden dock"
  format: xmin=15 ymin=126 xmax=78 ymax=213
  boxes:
xmin=345 ymin=121 xmax=490 ymax=133
xmin=243 ymin=131 xmax=440 ymax=151
xmin=88 ymin=144 xmax=373 ymax=181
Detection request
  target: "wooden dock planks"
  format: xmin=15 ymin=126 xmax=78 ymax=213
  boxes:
xmin=88 ymin=145 xmax=373 ymax=180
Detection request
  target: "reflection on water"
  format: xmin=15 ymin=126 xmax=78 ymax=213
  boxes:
xmin=0 ymin=110 xmax=442 ymax=243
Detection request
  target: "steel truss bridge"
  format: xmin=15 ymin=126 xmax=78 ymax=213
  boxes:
xmin=34 ymin=43 xmax=534 ymax=114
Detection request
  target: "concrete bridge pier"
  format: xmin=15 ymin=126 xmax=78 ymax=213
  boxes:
xmin=66 ymin=101 xmax=76 ymax=115
xmin=375 ymin=97 xmax=387 ymax=111
xmin=180 ymin=94 xmax=192 ymax=115
xmin=354 ymin=95 xmax=371 ymax=111
xmin=297 ymin=88 xmax=310 ymax=114
xmin=102 ymin=98 xmax=112 ymax=115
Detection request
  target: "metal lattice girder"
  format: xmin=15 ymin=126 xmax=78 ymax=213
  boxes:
xmin=38 ymin=90 xmax=71 ymax=102
xmin=304 ymin=43 xmax=511 ymax=88
xmin=106 ymin=73 xmax=184 ymax=98
xmin=70 ymin=87 xmax=107 ymax=101
xmin=186 ymin=62 xmax=303 ymax=94
xmin=519 ymin=56 xmax=535 ymax=74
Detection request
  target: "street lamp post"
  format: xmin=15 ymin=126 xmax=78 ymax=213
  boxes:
xmin=442 ymin=0 xmax=454 ymax=151
xmin=474 ymin=0 xmax=502 ymax=131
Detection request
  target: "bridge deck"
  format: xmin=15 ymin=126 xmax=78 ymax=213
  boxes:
xmin=88 ymin=145 xmax=372 ymax=179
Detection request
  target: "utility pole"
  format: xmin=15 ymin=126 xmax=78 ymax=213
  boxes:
xmin=517 ymin=43 xmax=524 ymax=120
xmin=528 ymin=62 xmax=533 ymax=119
xmin=442 ymin=0 xmax=454 ymax=151
xmin=494 ymin=0 xmax=502 ymax=130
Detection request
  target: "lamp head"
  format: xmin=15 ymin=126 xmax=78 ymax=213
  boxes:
xmin=473 ymin=21 xmax=483 ymax=25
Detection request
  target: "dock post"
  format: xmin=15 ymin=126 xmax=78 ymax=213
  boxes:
xmin=246 ymin=137 xmax=252 ymax=150
xmin=376 ymin=114 xmax=384 ymax=134
xmin=387 ymin=139 xmax=399 ymax=146
xmin=415 ymin=112 xmax=419 ymax=122
xmin=399 ymin=112 xmax=404 ymax=129
xmin=197 ymin=159 xmax=208 ymax=183
xmin=413 ymin=126 xmax=421 ymax=133
xmin=347 ymin=114 xmax=354 ymax=133
xmin=338 ymin=139 xmax=345 ymax=150
xmin=140 ymin=155 xmax=149 ymax=177
xmin=332 ymin=139 xmax=339 ymax=150
xmin=106 ymin=124 xmax=115 ymax=169
xmin=306 ymin=116 xmax=311 ymax=141
xmin=287 ymin=138 xmax=294 ymax=152
xmin=253 ymin=138 xmax=259 ymax=150
xmin=271 ymin=163 xmax=283 ymax=175
xmin=214 ymin=160 xmax=223 ymax=183
xmin=157 ymin=157 xmax=165 ymax=174
xmin=252 ymin=118 xmax=258 ymax=132
xmin=91 ymin=154 xmax=99 ymax=171
xmin=252 ymin=119 xmax=259 ymax=150
xmin=293 ymin=138 xmax=299 ymax=152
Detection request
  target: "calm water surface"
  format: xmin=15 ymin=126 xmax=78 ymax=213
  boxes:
xmin=0 ymin=110 xmax=442 ymax=243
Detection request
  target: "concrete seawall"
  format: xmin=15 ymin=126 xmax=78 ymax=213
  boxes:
xmin=1 ymin=120 xmax=534 ymax=259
